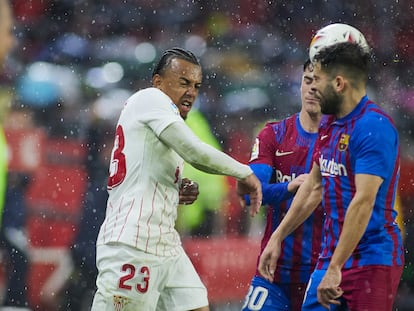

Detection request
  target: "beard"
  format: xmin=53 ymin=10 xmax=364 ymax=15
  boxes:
xmin=319 ymin=84 xmax=343 ymax=115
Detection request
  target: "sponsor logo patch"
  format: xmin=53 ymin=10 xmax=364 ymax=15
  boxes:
xmin=275 ymin=150 xmax=294 ymax=156
xmin=319 ymin=154 xmax=348 ymax=177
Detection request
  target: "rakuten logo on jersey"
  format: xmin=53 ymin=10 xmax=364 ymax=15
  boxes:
xmin=275 ymin=170 xmax=297 ymax=182
xmin=319 ymin=154 xmax=348 ymax=177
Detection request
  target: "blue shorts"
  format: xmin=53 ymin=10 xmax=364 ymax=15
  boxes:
xmin=302 ymin=269 xmax=346 ymax=311
xmin=241 ymin=276 xmax=307 ymax=311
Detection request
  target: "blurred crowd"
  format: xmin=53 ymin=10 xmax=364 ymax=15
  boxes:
xmin=0 ymin=0 xmax=413 ymax=310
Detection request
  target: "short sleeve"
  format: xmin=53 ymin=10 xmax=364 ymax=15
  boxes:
xmin=249 ymin=123 xmax=276 ymax=166
xmin=353 ymin=115 xmax=399 ymax=179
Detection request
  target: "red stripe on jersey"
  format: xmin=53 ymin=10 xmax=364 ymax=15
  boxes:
xmin=110 ymin=197 xmax=124 ymax=241
xmin=290 ymin=223 xmax=304 ymax=283
xmin=165 ymin=196 xmax=176 ymax=256
xmin=343 ymin=121 xmax=361 ymax=267
xmin=135 ymin=198 xmax=144 ymax=248
xmin=274 ymin=205 xmax=285 ymax=283
xmin=368 ymin=106 xmax=396 ymax=126
xmin=145 ymin=182 xmax=158 ymax=252
xmin=117 ymin=198 xmax=135 ymax=242
xmin=156 ymin=188 xmax=169 ymax=256
xmin=368 ymin=102 xmax=402 ymax=264
xmin=311 ymin=206 xmax=323 ymax=268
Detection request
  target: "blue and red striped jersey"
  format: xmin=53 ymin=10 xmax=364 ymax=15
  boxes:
xmin=249 ymin=113 xmax=325 ymax=284
xmin=314 ymin=95 xmax=404 ymax=270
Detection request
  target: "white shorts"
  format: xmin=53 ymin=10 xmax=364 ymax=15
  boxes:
xmin=91 ymin=243 xmax=208 ymax=311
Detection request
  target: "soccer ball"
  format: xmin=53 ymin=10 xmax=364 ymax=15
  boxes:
xmin=309 ymin=23 xmax=370 ymax=61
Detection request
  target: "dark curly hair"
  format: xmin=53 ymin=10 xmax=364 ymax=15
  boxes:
xmin=152 ymin=47 xmax=200 ymax=77
xmin=313 ymin=42 xmax=371 ymax=86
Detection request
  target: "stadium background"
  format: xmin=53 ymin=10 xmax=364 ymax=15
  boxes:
xmin=0 ymin=0 xmax=413 ymax=310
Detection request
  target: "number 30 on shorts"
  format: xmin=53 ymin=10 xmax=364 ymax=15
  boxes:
xmin=242 ymin=285 xmax=268 ymax=310
xmin=118 ymin=263 xmax=150 ymax=294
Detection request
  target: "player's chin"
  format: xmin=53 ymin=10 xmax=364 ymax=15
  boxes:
xmin=304 ymin=102 xmax=320 ymax=112
xmin=179 ymin=106 xmax=192 ymax=119
xmin=179 ymin=110 xmax=189 ymax=120
xmin=306 ymin=98 xmax=320 ymax=105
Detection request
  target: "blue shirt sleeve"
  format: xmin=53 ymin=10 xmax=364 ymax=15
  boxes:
xmin=245 ymin=163 xmax=293 ymax=206
xmin=353 ymin=114 xmax=399 ymax=179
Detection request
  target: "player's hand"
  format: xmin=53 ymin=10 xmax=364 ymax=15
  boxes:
xmin=236 ymin=173 xmax=262 ymax=217
xmin=287 ymin=173 xmax=308 ymax=193
xmin=179 ymin=178 xmax=199 ymax=205
xmin=257 ymin=235 xmax=281 ymax=282
xmin=317 ymin=266 xmax=343 ymax=309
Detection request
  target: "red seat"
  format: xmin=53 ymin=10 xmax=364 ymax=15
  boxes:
xmin=25 ymin=164 xmax=87 ymax=247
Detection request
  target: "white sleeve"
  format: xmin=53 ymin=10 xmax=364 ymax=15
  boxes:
xmin=159 ymin=121 xmax=253 ymax=180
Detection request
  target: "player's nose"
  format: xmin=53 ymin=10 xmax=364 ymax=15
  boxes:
xmin=185 ymin=85 xmax=198 ymax=98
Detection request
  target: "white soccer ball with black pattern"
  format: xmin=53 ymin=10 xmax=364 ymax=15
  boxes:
xmin=309 ymin=23 xmax=370 ymax=61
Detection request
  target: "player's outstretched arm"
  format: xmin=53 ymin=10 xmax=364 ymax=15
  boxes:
xmin=258 ymin=164 xmax=322 ymax=282
xmin=237 ymin=173 xmax=262 ymax=216
xmin=159 ymin=121 xmax=262 ymax=215
xmin=249 ymin=163 xmax=308 ymax=206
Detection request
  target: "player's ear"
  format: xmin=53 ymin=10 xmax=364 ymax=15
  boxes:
xmin=334 ymin=75 xmax=346 ymax=93
xmin=152 ymin=74 xmax=162 ymax=88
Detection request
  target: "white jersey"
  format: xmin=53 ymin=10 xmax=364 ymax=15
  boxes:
xmin=97 ymin=87 xmax=185 ymax=257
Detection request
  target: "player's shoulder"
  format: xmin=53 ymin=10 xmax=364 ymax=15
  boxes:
xmin=359 ymin=100 xmax=396 ymax=129
xmin=351 ymin=101 xmax=398 ymax=143
xmin=123 ymin=87 xmax=176 ymax=116
xmin=265 ymin=114 xmax=296 ymax=131
xmin=366 ymin=101 xmax=392 ymax=119
xmin=257 ymin=114 xmax=297 ymax=144
xmin=118 ymin=87 xmax=178 ymax=124
xmin=128 ymin=87 xmax=170 ymax=104
xmin=258 ymin=120 xmax=283 ymax=138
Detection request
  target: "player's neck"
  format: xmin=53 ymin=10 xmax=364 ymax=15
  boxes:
xmin=299 ymin=111 xmax=321 ymax=133
xmin=337 ymin=88 xmax=366 ymax=119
